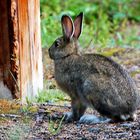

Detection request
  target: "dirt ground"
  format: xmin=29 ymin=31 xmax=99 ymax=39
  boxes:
xmin=0 ymin=47 xmax=140 ymax=140
xmin=1 ymin=102 xmax=140 ymax=140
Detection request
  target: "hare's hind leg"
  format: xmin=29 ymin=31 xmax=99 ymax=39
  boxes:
xmin=64 ymin=98 xmax=87 ymax=123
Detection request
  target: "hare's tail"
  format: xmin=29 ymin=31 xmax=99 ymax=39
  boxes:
xmin=119 ymin=113 xmax=137 ymax=121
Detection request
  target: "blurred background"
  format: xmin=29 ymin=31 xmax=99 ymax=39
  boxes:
xmin=40 ymin=0 xmax=140 ymax=49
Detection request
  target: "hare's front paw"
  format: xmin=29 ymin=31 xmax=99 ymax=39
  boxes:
xmin=79 ymin=114 xmax=111 ymax=124
xmin=63 ymin=112 xmax=75 ymax=123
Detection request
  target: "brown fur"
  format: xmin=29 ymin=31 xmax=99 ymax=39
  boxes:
xmin=49 ymin=12 xmax=140 ymax=122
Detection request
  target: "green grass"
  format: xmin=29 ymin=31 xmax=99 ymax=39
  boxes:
xmin=36 ymin=89 xmax=69 ymax=104
xmin=48 ymin=115 xmax=65 ymax=135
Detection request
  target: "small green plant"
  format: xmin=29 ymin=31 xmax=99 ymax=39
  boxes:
xmin=26 ymin=96 xmax=33 ymax=106
xmin=48 ymin=115 xmax=65 ymax=135
xmin=20 ymin=97 xmax=37 ymax=113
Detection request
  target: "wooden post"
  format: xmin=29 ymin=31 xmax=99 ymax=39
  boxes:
xmin=0 ymin=0 xmax=43 ymax=102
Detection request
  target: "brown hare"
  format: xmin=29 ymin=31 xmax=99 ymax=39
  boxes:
xmin=49 ymin=12 xmax=140 ymax=123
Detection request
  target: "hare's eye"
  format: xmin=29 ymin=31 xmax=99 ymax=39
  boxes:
xmin=55 ymin=40 xmax=61 ymax=47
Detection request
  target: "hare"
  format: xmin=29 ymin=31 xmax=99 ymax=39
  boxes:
xmin=49 ymin=12 xmax=140 ymax=123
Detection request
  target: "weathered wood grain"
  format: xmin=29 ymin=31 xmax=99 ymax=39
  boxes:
xmin=0 ymin=0 xmax=43 ymax=101
xmin=0 ymin=0 xmax=12 ymax=99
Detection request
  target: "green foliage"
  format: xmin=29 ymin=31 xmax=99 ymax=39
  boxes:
xmin=40 ymin=0 xmax=140 ymax=48
xmin=37 ymin=89 xmax=67 ymax=103
xmin=48 ymin=115 xmax=65 ymax=135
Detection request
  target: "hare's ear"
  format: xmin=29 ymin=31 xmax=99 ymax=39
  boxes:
xmin=73 ymin=12 xmax=83 ymax=39
xmin=61 ymin=15 xmax=74 ymax=41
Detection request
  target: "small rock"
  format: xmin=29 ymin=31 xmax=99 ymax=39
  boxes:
xmin=136 ymin=74 xmax=140 ymax=79
xmin=128 ymin=65 xmax=139 ymax=72
xmin=88 ymin=127 xmax=100 ymax=133
xmin=120 ymin=123 xmax=133 ymax=128
xmin=76 ymin=123 xmax=81 ymax=129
